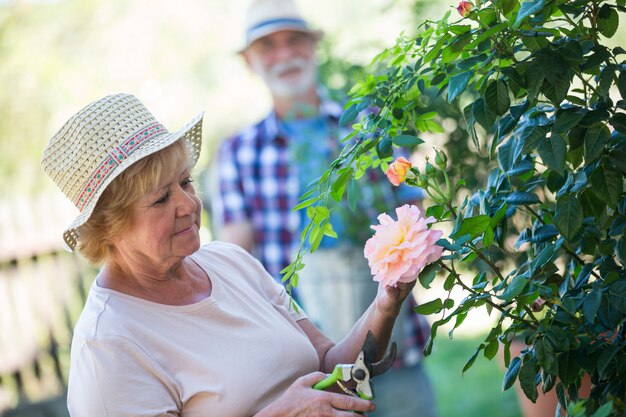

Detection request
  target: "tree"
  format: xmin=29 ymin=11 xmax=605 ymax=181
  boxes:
xmin=285 ymin=0 xmax=626 ymax=415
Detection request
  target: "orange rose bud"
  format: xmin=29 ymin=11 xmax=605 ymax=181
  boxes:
xmin=457 ymin=1 xmax=472 ymax=16
xmin=385 ymin=157 xmax=413 ymax=186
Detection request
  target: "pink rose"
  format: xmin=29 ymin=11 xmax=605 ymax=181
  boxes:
xmin=385 ymin=157 xmax=413 ymax=186
xmin=364 ymin=204 xmax=443 ymax=287
xmin=457 ymin=1 xmax=472 ymax=17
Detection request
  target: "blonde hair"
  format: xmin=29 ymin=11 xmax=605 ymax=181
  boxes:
xmin=77 ymin=140 xmax=191 ymax=264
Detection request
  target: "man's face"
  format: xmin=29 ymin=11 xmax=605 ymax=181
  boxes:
xmin=243 ymin=30 xmax=317 ymax=98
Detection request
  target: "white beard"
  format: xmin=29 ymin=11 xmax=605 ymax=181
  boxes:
xmin=253 ymin=57 xmax=317 ymax=98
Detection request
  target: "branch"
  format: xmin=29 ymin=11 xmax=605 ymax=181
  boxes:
xmin=437 ymin=260 xmax=538 ymax=327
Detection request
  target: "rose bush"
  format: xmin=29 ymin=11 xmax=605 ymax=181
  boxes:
xmin=285 ymin=0 xmax=626 ymax=415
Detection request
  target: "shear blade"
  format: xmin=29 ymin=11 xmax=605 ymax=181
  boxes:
xmin=361 ymin=331 xmax=378 ymax=365
xmin=371 ymin=341 xmax=397 ymax=377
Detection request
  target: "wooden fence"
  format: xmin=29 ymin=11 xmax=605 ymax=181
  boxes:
xmin=0 ymin=194 xmax=94 ymax=417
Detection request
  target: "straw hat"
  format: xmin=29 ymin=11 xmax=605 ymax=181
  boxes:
xmin=239 ymin=0 xmax=323 ymax=52
xmin=41 ymin=93 xmax=204 ymax=251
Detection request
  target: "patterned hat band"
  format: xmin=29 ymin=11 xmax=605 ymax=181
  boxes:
xmin=75 ymin=122 xmax=166 ymax=211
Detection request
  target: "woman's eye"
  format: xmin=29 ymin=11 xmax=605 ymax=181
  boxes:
xmin=182 ymin=177 xmax=194 ymax=188
xmin=154 ymin=193 xmax=170 ymax=205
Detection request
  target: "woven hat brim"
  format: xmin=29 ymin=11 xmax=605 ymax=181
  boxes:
xmin=62 ymin=112 xmax=204 ymax=251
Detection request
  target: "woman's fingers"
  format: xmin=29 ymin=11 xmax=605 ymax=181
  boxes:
xmin=300 ymin=371 xmax=330 ymax=386
xmin=278 ymin=372 xmax=375 ymax=416
xmin=327 ymin=392 xmax=375 ymax=414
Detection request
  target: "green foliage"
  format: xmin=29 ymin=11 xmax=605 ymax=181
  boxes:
xmin=286 ymin=0 xmax=626 ymax=415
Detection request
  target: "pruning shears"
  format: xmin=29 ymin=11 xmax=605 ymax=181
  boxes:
xmin=313 ymin=331 xmax=397 ymax=400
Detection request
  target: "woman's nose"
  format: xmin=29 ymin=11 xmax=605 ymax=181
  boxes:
xmin=175 ymin=187 xmax=197 ymax=216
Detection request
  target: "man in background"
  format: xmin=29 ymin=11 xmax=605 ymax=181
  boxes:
xmin=208 ymin=1 xmax=438 ymax=415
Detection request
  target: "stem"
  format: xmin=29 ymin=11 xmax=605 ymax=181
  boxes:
xmin=469 ymin=242 xmax=506 ymax=283
xmin=427 ymin=178 xmax=449 ymax=202
xmin=443 ymin=169 xmax=452 ymax=200
xmin=446 ymin=202 xmax=458 ymax=220
xmin=437 ymin=261 xmax=538 ymax=327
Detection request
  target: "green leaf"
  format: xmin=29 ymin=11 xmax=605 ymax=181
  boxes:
xmin=590 ymin=161 xmax=623 ymax=208
xmin=490 ymin=203 xmax=508 ymax=227
xmin=392 ymin=134 xmax=424 ymax=147
xmin=498 ymin=275 xmax=528 ymax=300
xmin=521 ymin=124 xmax=550 ymax=153
xmin=541 ymin=372 xmax=555 ymax=393
xmin=590 ymin=401 xmax=613 ymax=417
xmin=549 ymin=70 xmax=571 ymax=104
xmin=503 ymin=357 xmax=522 ymax=391
xmin=554 ymin=194 xmax=583 ymax=242
xmin=484 ymin=339 xmax=499 ymax=360
xmin=330 ymin=168 xmax=353 ymax=203
xmin=545 ymin=326 xmax=570 ymax=351
xmin=339 ymin=103 xmax=359 ymax=126
xmin=538 ymin=52 xmax=565 ymax=85
xmin=525 ymin=62 xmax=545 ymax=101
xmin=376 ymin=137 xmax=393 ymax=159
xmin=483 ymin=225 xmax=494 ymax=247
xmin=554 ymin=107 xmax=587 ymax=133
xmin=584 ymin=125 xmax=609 ymax=164
xmin=582 ymin=288 xmax=602 ymax=324
xmin=413 ymin=298 xmax=443 ymax=315
xmin=617 ymin=237 xmax=626 ymax=265
xmin=309 ymin=224 xmax=325 ymax=252
xmin=462 ymin=347 xmax=481 ymax=374
xmin=464 ymin=22 xmax=507 ymax=51
xmin=597 ymin=6 xmax=619 ymax=38
xmin=513 ymin=0 xmax=545 ymax=28
xmin=610 ymin=113 xmax=626 ymax=134
xmin=505 ymin=191 xmax=541 ymax=205
xmin=519 ymin=357 xmax=539 ymax=402
xmin=473 ymin=98 xmax=497 ymax=131
xmin=500 ymin=0 xmax=519 ymax=17
xmin=618 ymin=71 xmax=626 ymax=101
xmin=454 ymin=215 xmax=491 ymax=239
xmin=535 ymin=337 xmax=557 ymax=374
xmin=537 ymin=134 xmax=566 ymax=175
xmin=443 ymin=273 xmax=456 ymax=291
xmin=530 ymin=239 xmax=562 ymax=272
xmin=458 ymin=53 xmax=488 ymax=71
xmin=485 ymin=79 xmax=510 ymax=116
xmin=597 ymin=345 xmax=619 ymax=378
xmin=557 ymin=351 xmax=579 ymax=386
xmin=347 ymin=178 xmax=358 ymax=211
xmin=292 ymin=197 xmax=319 ymax=212
xmin=323 ymin=222 xmax=337 ymax=239
xmin=418 ymin=263 xmax=441 ymax=289
xmin=448 ymin=72 xmax=473 ymax=102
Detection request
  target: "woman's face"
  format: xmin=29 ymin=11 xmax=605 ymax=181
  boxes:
xmin=113 ymin=166 xmax=202 ymax=269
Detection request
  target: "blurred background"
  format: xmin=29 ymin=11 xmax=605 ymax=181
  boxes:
xmin=0 ymin=0 xmax=524 ymax=415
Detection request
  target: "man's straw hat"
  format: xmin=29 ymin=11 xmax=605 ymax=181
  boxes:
xmin=239 ymin=0 xmax=323 ymax=52
xmin=41 ymin=93 xmax=204 ymax=251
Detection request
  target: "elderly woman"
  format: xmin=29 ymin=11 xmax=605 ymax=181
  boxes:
xmin=42 ymin=93 xmax=416 ymax=417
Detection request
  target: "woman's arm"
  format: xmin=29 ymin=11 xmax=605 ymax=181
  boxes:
xmin=299 ymin=280 xmax=417 ymax=373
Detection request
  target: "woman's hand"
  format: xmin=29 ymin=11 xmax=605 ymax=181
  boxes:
xmin=374 ymin=279 xmax=417 ymax=319
xmin=255 ymin=372 xmax=375 ymax=417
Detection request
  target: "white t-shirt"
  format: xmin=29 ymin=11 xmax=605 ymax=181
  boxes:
xmin=67 ymin=242 xmax=320 ymax=417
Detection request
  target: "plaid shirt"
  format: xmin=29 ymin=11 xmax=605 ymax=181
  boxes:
xmin=211 ymin=99 xmax=431 ymax=357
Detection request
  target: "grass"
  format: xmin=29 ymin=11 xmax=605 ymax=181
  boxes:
xmin=423 ymin=334 xmax=523 ymax=417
